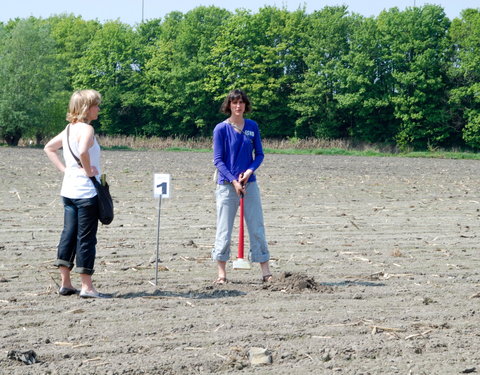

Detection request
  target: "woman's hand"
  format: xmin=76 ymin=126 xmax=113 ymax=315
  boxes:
xmin=83 ymin=166 xmax=98 ymax=178
xmin=239 ymin=169 xmax=253 ymax=186
xmin=44 ymin=132 xmax=66 ymax=173
xmin=233 ymin=180 xmax=246 ymax=197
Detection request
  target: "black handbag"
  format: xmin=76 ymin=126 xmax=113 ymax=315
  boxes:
xmin=66 ymin=125 xmax=114 ymax=225
xmin=88 ymin=176 xmax=114 ymax=225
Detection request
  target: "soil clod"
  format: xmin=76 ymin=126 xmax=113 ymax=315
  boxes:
xmin=264 ymin=271 xmax=333 ymax=293
xmin=7 ymin=350 xmax=38 ymax=365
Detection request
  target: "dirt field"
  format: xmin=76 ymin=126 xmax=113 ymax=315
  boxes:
xmin=1 ymin=147 xmax=479 ymax=374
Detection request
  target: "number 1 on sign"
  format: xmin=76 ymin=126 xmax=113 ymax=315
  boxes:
xmin=153 ymin=174 xmax=171 ymax=198
xmin=157 ymin=182 xmax=167 ymax=195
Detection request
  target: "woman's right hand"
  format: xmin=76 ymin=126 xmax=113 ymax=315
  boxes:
xmin=233 ymin=180 xmax=245 ymax=196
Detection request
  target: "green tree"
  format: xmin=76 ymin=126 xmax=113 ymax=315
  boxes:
xmin=449 ymin=9 xmax=480 ymax=148
xmin=144 ymin=7 xmax=231 ymax=137
xmin=334 ymin=16 xmax=398 ymax=143
xmin=289 ymin=7 xmax=357 ymax=138
xmin=136 ymin=18 xmax=163 ymax=47
xmin=72 ymin=21 xmax=143 ymax=135
xmin=47 ymin=14 xmax=101 ymax=92
xmin=377 ymin=6 xmax=452 ymax=150
xmin=131 ymin=18 xmax=163 ymax=135
xmin=142 ymin=10 xmax=184 ymax=133
xmin=205 ymin=6 xmax=308 ymax=137
xmin=0 ymin=18 xmax=64 ymax=145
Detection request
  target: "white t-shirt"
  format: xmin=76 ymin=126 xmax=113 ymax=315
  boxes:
xmin=60 ymin=123 xmax=101 ymax=199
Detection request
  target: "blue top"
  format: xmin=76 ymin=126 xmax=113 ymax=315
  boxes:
xmin=213 ymin=119 xmax=265 ymax=184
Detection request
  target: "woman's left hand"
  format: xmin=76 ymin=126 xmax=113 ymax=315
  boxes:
xmin=239 ymin=169 xmax=253 ymax=186
xmin=84 ymin=166 xmax=99 ymax=177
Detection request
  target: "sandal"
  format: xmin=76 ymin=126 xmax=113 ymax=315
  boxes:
xmin=262 ymin=274 xmax=273 ymax=283
xmin=213 ymin=277 xmax=227 ymax=285
xmin=58 ymin=287 xmax=79 ymax=296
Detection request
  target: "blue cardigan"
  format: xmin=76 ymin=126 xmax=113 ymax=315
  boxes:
xmin=213 ymin=119 xmax=264 ymax=184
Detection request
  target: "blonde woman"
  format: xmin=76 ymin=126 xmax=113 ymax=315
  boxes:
xmin=44 ymin=89 xmax=110 ymax=298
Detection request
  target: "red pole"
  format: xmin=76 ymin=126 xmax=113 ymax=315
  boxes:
xmin=238 ymin=195 xmax=245 ymax=259
xmin=232 ymin=190 xmax=250 ymax=270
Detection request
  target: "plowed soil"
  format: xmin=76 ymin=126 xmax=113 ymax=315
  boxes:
xmin=1 ymin=147 xmax=479 ymax=374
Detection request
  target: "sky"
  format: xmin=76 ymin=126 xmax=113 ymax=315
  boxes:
xmin=1 ymin=0 xmax=479 ymax=25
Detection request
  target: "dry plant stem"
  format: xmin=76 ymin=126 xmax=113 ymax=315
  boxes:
xmin=405 ymin=330 xmax=433 ymax=340
xmin=47 ymin=272 xmax=60 ymax=289
xmin=25 ymin=135 xmax=399 ymax=153
xmin=371 ymin=325 xmax=406 ymax=333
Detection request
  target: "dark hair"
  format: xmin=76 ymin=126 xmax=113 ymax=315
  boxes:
xmin=220 ymin=89 xmax=252 ymax=115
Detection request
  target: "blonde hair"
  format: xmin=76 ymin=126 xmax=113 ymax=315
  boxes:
xmin=66 ymin=89 xmax=102 ymax=124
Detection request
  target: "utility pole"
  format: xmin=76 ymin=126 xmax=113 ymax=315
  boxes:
xmin=142 ymin=0 xmax=144 ymax=23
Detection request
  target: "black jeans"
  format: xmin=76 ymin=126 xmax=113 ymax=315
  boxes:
xmin=54 ymin=196 xmax=98 ymax=275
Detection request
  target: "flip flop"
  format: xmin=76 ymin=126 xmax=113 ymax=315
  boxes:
xmin=213 ymin=277 xmax=227 ymax=285
xmin=79 ymin=291 xmax=112 ymax=299
xmin=262 ymin=274 xmax=273 ymax=283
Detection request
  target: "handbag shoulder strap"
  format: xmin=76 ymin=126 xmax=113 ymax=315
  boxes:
xmin=66 ymin=124 xmax=96 ymax=184
xmin=66 ymin=124 xmax=82 ymax=168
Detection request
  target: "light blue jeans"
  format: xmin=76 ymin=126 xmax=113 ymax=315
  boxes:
xmin=212 ymin=181 xmax=269 ymax=263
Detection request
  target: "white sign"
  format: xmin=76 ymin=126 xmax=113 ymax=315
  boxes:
xmin=153 ymin=174 xmax=171 ymax=198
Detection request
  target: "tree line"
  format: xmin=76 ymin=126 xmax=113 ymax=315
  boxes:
xmin=1 ymin=5 xmax=480 ymax=150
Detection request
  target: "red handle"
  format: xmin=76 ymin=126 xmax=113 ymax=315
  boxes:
xmin=238 ymin=196 xmax=245 ymax=259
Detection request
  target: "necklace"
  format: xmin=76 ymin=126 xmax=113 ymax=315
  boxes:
xmin=226 ymin=118 xmax=244 ymax=133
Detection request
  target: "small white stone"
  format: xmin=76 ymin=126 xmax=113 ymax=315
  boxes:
xmin=248 ymin=347 xmax=272 ymax=366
